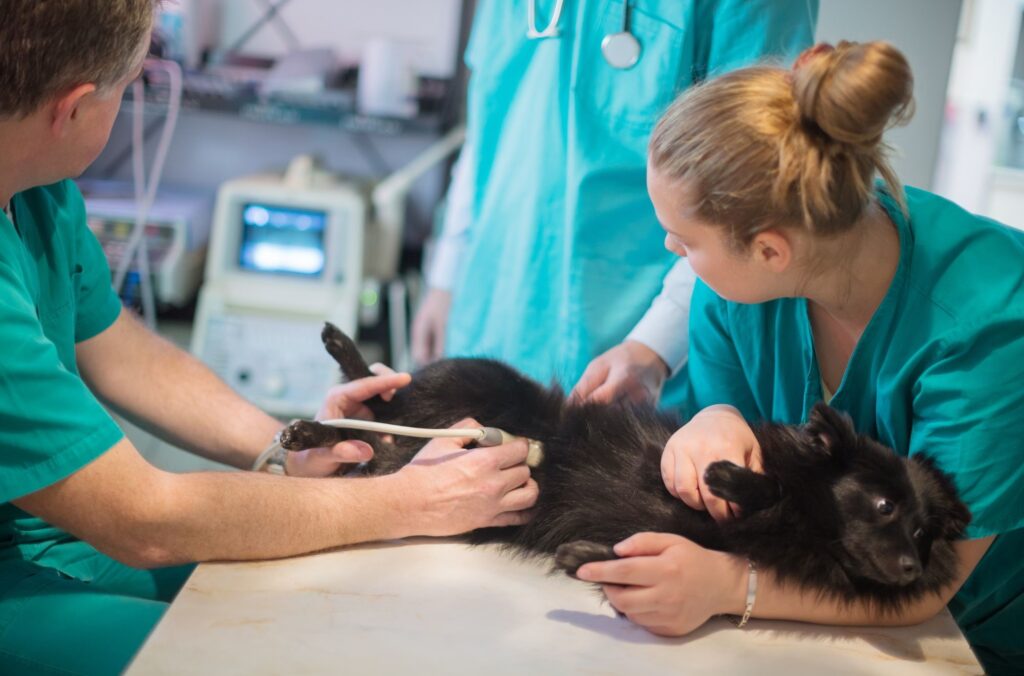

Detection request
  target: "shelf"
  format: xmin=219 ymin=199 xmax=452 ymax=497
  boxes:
xmin=124 ymin=72 xmax=450 ymax=136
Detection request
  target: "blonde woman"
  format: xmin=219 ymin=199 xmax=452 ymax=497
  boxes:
xmin=575 ymin=42 xmax=1024 ymax=675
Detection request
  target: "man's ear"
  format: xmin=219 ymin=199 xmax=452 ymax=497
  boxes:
xmin=750 ymin=228 xmax=793 ymax=273
xmin=50 ymin=83 xmax=97 ymax=136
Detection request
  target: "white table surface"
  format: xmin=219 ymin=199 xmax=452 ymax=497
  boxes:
xmin=127 ymin=538 xmax=983 ymax=675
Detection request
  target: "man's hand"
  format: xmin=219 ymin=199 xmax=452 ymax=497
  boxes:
xmin=285 ymin=365 xmax=411 ymax=478
xmin=576 ymin=532 xmax=746 ymax=636
xmin=571 ymin=340 xmax=669 ymax=405
xmin=411 ymin=288 xmax=452 ymax=366
xmin=396 ymin=418 xmax=539 ymax=536
xmin=661 ymin=405 xmax=761 ymax=522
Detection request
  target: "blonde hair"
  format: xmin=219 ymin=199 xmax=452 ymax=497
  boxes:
xmin=649 ymin=41 xmax=914 ymax=246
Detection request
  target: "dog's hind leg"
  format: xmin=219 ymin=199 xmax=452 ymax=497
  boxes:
xmin=554 ymin=541 xmax=618 ymax=577
xmin=704 ymin=461 xmax=781 ymax=513
xmin=322 ymin=323 xmax=374 ymax=381
xmin=321 ymin=322 xmax=391 ymax=419
xmin=278 ymin=419 xmax=365 ymax=451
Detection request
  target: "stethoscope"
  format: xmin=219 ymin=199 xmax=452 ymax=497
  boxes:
xmin=527 ymin=0 xmax=642 ymax=70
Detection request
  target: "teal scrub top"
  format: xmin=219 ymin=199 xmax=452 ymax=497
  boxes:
xmin=684 ymin=186 xmax=1024 ymax=674
xmin=446 ymin=0 xmax=817 ymax=396
xmin=0 ymin=180 xmax=124 ymax=588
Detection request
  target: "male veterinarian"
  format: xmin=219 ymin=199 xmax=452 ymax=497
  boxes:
xmin=0 ymin=3 xmax=538 ymax=673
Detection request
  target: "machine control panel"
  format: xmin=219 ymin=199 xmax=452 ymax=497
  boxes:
xmin=200 ymin=313 xmax=339 ymax=416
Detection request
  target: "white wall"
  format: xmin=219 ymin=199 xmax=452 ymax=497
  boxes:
xmin=936 ymin=0 xmax=1024 ymax=216
xmin=817 ymin=0 xmax=963 ymax=190
xmin=218 ymin=0 xmax=464 ymax=78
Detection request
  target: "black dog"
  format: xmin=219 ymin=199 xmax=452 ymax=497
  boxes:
xmin=280 ymin=324 xmax=970 ymax=612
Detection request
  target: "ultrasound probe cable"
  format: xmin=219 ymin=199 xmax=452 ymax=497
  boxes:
xmin=254 ymin=419 xmax=545 ymax=473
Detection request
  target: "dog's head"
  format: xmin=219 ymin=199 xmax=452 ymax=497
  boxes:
xmin=804 ymin=403 xmax=971 ymax=587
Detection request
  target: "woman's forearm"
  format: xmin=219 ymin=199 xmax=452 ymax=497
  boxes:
xmin=736 ymin=566 xmax=942 ymax=626
xmin=727 ymin=537 xmax=992 ymax=627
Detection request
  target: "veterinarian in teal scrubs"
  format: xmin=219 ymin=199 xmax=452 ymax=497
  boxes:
xmin=0 ymin=183 xmax=197 ymax=673
xmin=680 ymin=187 xmax=1024 ymax=673
xmin=574 ymin=42 xmax=1024 ymax=675
xmin=1 ymin=3 xmax=540 ymax=673
xmin=416 ymin=0 xmax=817 ymax=407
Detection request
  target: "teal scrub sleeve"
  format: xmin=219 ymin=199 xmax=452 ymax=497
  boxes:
xmin=683 ymin=281 xmax=761 ymax=422
xmin=66 ymin=182 xmax=123 ymax=342
xmin=0 ymin=262 xmax=124 ymax=504
xmin=908 ymin=314 xmax=1024 ymax=538
xmin=700 ymin=0 xmax=819 ymax=79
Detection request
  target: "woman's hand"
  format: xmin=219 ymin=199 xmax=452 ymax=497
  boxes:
xmin=661 ymin=405 xmax=761 ymax=521
xmin=411 ymin=288 xmax=452 ymax=366
xmin=576 ymin=532 xmax=747 ymax=636
xmin=285 ymin=365 xmax=412 ymax=477
xmin=570 ymin=340 xmax=669 ymax=405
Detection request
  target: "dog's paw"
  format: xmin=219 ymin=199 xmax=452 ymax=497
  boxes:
xmin=554 ymin=540 xmax=618 ymax=578
xmin=703 ymin=461 xmax=747 ymax=503
xmin=321 ymin=322 xmax=345 ymax=348
xmin=278 ymin=420 xmax=331 ymax=451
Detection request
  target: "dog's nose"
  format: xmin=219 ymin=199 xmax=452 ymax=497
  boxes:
xmin=897 ymin=555 xmax=922 ymax=585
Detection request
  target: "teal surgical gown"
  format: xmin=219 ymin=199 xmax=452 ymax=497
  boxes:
xmin=685 ymin=186 xmax=1024 ymax=675
xmin=446 ymin=0 xmax=817 ymax=394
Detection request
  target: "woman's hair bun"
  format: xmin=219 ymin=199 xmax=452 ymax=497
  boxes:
xmin=792 ymin=41 xmax=914 ymax=147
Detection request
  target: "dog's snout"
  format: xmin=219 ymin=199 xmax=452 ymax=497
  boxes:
xmin=897 ymin=554 xmax=922 ymax=585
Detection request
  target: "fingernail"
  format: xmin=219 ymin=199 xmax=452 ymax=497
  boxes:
xmin=576 ymin=566 xmax=592 ymax=580
xmin=613 ymin=542 xmax=629 ymax=555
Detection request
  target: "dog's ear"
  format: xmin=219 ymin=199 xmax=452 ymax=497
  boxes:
xmin=909 ymin=455 xmax=972 ymax=540
xmin=804 ymin=402 xmax=858 ymax=459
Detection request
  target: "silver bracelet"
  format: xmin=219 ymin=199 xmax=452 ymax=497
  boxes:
xmin=732 ymin=560 xmax=758 ymax=629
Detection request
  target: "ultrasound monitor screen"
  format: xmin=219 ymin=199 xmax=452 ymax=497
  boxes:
xmin=238 ymin=203 xmax=327 ymax=277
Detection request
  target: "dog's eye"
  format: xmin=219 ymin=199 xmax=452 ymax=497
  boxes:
xmin=876 ymin=499 xmax=895 ymax=516
xmin=913 ymin=527 xmax=925 ymax=539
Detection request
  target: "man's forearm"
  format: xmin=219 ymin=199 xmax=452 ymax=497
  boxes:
xmin=78 ymin=310 xmax=282 ymax=469
xmin=120 ymin=336 xmax=281 ymax=469
xmin=16 ymin=439 xmax=418 ymax=568
xmin=140 ymin=470 xmax=414 ymax=566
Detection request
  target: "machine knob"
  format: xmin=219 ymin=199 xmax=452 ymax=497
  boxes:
xmin=262 ymin=371 xmax=287 ymax=397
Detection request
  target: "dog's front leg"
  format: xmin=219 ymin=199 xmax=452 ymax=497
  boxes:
xmin=278 ymin=420 xmax=353 ymax=451
xmin=703 ymin=461 xmax=781 ymax=514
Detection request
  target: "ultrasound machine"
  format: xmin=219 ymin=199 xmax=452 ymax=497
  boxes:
xmin=191 ymin=129 xmax=463 ymax=417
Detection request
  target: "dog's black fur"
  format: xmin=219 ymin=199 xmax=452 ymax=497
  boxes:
xmin=280 ymin=324 xmax=971 ymax=612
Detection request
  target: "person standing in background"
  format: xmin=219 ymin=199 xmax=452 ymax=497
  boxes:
xmin=413 ymin=0 xmax=818 ymax=407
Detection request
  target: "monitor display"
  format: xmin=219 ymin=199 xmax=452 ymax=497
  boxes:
xmin=238 ymin=203 xmax=327 ymax=277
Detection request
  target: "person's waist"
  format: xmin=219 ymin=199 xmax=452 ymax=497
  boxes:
xmin=0 ymin=503 xmax=71 ymax=550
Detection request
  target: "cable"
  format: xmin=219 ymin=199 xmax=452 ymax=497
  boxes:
xmin=253 ymin=418 xmax=545 ymax=472
xmin=112 ymin=58 xmax=183 ymax=328
xmin=320 ymin=418 xmax=494 ymax=441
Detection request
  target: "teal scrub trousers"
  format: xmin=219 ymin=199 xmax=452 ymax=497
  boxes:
xmin=0 ymin=544 xmax=193 ymax=675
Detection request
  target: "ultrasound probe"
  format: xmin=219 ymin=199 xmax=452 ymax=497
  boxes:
xmin=255 ymin=419 xmax=545 ymax=472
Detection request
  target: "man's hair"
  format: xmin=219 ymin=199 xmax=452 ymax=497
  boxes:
xmin=0 ymin=0 xmax=156 ymax=118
